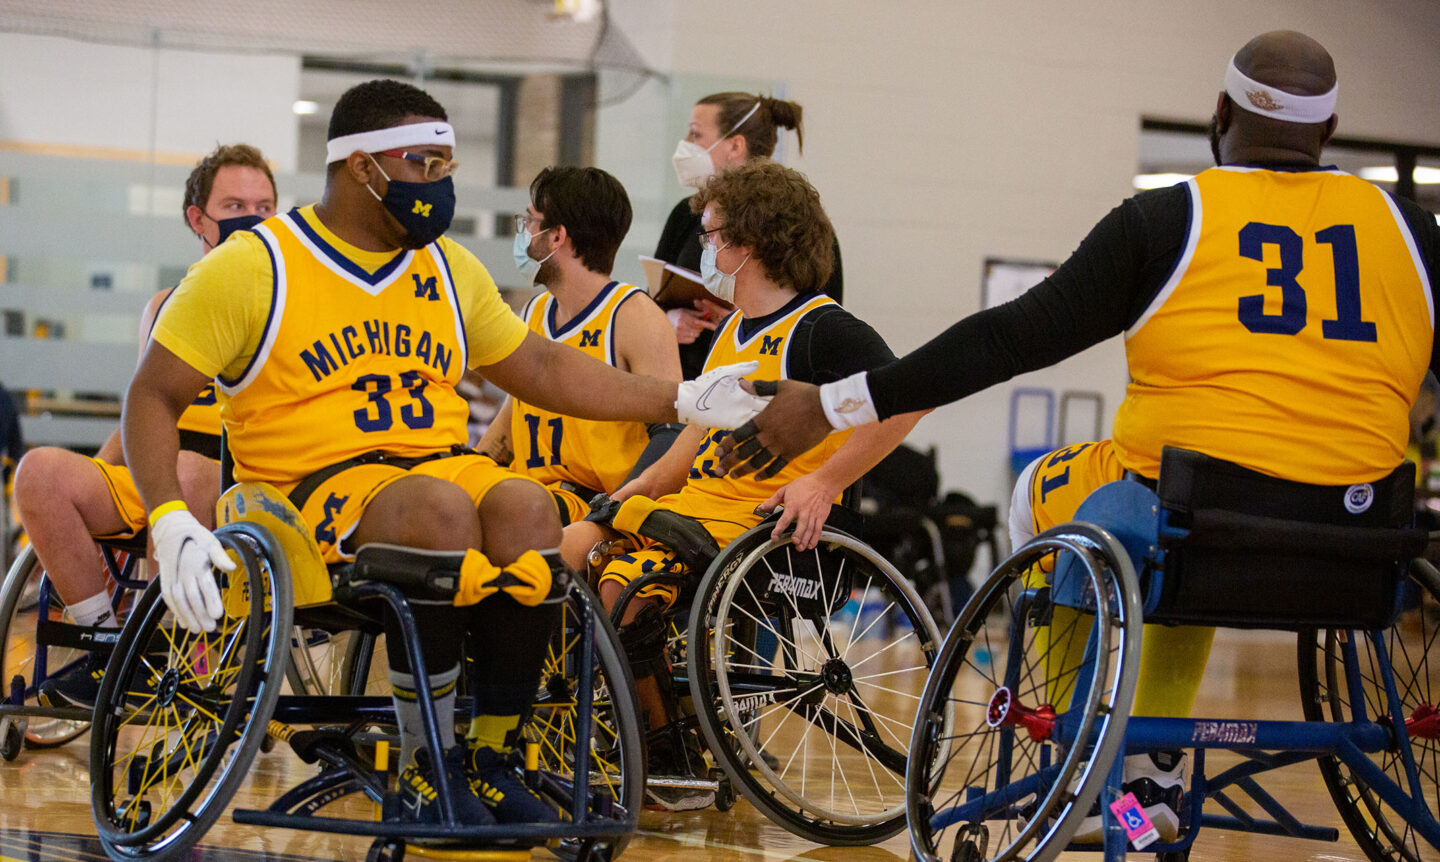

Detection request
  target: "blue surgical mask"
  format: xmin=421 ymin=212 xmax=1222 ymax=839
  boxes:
xmin=365 ymin=154 xmax=456 ymax=249
xmin=512 ymin=225 xmax=556 ymax=286
xmin=700 ymin=241 xmax=749 ymax=304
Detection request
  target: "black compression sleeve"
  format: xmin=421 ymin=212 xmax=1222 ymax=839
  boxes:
xmin=1388 ymin=193 xmax=1440 ymax=376
xmin=787 ymin=306 xmax=896 ymax=385
xmin=622 ymin=423 xmax=683 ymax=486
xmin=867 ymin=186 xmax=1190 ymax=419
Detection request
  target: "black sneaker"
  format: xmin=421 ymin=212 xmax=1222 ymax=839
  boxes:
xmin=396 ymin=747 xmax=497 ymax=826
xmin=37 ymin=653 xmax=106 ymax=709
xmin=645 ymin=732 xmax=715 ymax=812
xmin=467 ymin=745 xmax=561 ymax=824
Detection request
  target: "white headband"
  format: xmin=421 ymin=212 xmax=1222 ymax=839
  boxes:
xmin=325 ymin=121 xmax=456 ymax=164
xmin=1224 ymin=57 xmax=1336 ymax=123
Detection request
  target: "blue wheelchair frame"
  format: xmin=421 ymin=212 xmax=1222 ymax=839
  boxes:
xmin=913 ymin=474 xmax=1440 ymax=860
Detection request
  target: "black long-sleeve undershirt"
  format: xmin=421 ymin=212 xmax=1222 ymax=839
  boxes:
xmin=868 ymin=175 xmax=1440 ymax=420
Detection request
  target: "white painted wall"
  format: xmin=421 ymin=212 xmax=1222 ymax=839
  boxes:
xmin=602 ymin=0 xmax=1440 ymax=510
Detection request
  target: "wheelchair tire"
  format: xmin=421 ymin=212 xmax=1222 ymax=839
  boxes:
xmin=90 ymin=522 xmax=293 ymax=860
xmin=689 ymin=526 xmax=943 ymax=845
xmin=905 ymin=523 xmax=1142 ymax=862
xmin=526 ymin=577 xmax=643 ymax=860
xmin=0 ymin=545 xmax=90 ymax=750
xmin=1300 ymin=561 xmax=1440 ymax=862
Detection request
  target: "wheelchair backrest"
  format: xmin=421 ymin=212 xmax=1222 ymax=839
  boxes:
xmin=1150 ymin=446 xmax=1424 ymax=630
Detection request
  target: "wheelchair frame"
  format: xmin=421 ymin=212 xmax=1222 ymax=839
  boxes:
xmin=906 ymin=474 xmax=1440 ymax=862
xmin=606 ymin=506 xmax=944 ymax=845
xmin=87 ymin=485 xmax=642 ymax=862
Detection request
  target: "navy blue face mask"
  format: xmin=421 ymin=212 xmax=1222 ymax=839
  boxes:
xmin=366 ymin=154 xmax=456 ymax=249
xmin=216 ymin=214 xmax=265 ymax=245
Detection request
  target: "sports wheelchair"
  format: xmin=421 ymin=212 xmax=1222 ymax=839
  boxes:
xmin=593 ymin=495 xmax=944 ymax=845
xmin=87 ymin=482 xmax=642 ymax=861
xmin=906 ymin=446 xmax=1440 ymax=861
xmin=0 ymin=530 xmax=389 ymax=764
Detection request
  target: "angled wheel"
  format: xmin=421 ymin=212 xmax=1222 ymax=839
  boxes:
xmin=906 ymin=524 xmax=1142 ymax=862
xmin=526 ymin=577 xmax=643 ymax=858
xmin=0 ymin=545 xmax=92 ymax=750
xmin=287 ymin=627 xmax=388 ymax=697
xmin=90 ymin=522 xmax=293 ymax=861
xmin=689 ymin=526 xmax=943 ymax=845
xmin=1300 ymin=561 xmax=1440 ymax=861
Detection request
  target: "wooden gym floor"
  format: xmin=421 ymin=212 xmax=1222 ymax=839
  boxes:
xmin=0 ymin=625 xmax=1411 ymax=861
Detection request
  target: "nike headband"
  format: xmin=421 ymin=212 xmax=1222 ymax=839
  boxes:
xmin=325 ymin=121 xmax=456 ymax=164
xmin=1224 ymin=57 xmax=1337 ymax=124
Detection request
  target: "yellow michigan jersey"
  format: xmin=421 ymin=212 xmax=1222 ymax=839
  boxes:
xmin=1116 ymin=166 xmax=1435 ymax=484
xmin=686 ymin=294 xmax=851 ymax=506
xmin=509 ymin=283 xmax=649 ymax=494
xmin=153 ymin=205 xmax=529 ymax=487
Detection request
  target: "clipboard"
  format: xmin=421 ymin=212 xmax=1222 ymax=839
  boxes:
xmin=639 ymin=255 xmax=733 ymax=312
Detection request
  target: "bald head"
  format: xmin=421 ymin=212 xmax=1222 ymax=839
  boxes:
xmin=1233 ymin=30 xmax=1336 ymax=97
xmin=1210 ymin=30 xmax=1338 ymax=167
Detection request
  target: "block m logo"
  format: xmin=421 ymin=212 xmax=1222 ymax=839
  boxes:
xmin=411 ymin=200 xmax=433 ymax=217
xmin=412 ymin=274 xmax=439 ymax=301
xmin=579 ymin=329 xmax=601 ymax=348
xmin=760 ymin=335 xmax=784 ymax=356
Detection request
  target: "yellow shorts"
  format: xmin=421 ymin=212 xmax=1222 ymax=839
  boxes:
xmin=91 ymin=459 xmax=146 ymax=540
xmin=286 ymin=453 xmax=544 ymax=564
xmin=597 ymin=487 xmax=762 ymax=608
xmin=548 ymin=485 xmax=592 ymax=527
xmin=1010 ymin=440 xmax=1128 ymax=572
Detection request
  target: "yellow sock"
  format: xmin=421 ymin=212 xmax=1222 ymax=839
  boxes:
xmin=1131 ymin=625 xmax=1215 ymax=717
xmin=468 ymin=714 xmax=521 ymax=752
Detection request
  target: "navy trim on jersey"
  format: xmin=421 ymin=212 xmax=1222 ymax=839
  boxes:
xmin=430 ymin=241 xmax=469 ymax=371
xmin=737 ymin=291 xmax=823 ymax=343
xmin=289 ymin=207 xmax=411 ymax=286
xmin=218 ymin=235 xmax=281 ymax=389
xmin=609 ymin=288 xmax=645 ymax=367
xmin=549 ymin=281 xmax=618 ymax=339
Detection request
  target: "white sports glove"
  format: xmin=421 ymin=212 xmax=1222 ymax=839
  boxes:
xmin=675 ymin=360 xmax=772 ymax=429
xmin=150 ymin=507 xmax=235 ymax=633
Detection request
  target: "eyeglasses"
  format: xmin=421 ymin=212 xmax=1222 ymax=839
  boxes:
xmin=514 ymin=213 xmax=546 ymax=234
xmin=697 ymin=225 xmax=725 ymax=248
xmin=376 ymin=149 xmax=458 ymax=181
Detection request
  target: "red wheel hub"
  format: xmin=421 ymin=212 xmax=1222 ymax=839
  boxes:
xmin=986 ymin=686 xmax=1056 ymax=742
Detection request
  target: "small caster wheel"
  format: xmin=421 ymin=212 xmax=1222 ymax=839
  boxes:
xmin=950 ymin=822 xmax=989 ymax=862
xmin=118 ymin=798 xmax=151 ymax=830
xmin=0 ymin=718 xmax=23 ymax=761
xmin=366 ymin=837 xmax=405 ymax=861
xmin=710 ymin=768 xmax=735 ymax=811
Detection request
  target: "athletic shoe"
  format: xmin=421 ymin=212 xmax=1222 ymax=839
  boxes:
xmin=37 ymin=653 xmax=106 ymax=709
xmin=1071 ymin=750 xmax=1185 ymax=843
xmin=644 ymin=732 xmax=715 ymax=811
xmin=396 ymin=747 xmax=496 ymax=826
xmin=467 ymin=744 xmax=562 ymax=824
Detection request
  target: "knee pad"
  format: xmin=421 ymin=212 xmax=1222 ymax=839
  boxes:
xmin=617 ymin=603 xmax=670 ymax=680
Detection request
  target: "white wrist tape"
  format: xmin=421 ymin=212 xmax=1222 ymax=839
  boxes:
xmin=820 ymin=371 xmax=879 ymax=430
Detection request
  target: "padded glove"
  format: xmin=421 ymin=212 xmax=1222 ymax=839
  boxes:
xmin=674 ymin=360 xmax=771 ymax=429
xmin=150 ymin=506 xmax=235 ymax=633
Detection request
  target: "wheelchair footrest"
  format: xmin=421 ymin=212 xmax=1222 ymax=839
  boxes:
xmin=644 ymin=775 xmax=720 ymax=791
xmin=230 ymin=808 xmax=635 ymax=840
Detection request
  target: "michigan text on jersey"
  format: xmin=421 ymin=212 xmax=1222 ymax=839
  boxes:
xmin=300 ymin=321 xmax=454 ymax=382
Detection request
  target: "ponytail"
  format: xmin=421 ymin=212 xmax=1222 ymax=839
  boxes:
xmin=698 ymin=91 xmax=806 ymax=159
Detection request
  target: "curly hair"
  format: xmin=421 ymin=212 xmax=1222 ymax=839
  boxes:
xmin=691 ymin=160 xmax=834 ymax=293
xmin=182 ymin=143 xmax=275 ymax=221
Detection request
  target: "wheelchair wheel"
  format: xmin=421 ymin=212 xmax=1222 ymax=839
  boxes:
xmin=287 ymin=628 xmax=388 ymax=697
xmin=526 ymin=577 xmax=643 ymax=858
xmin=90 ymin=522 xmax=293 ymax=861
xmin=0 ymin=545 xmax=91 ymax=750
xmin=689 ymin=526 xmax=943 ymax=845
xmin=906 ymin=524 xmax=1142 ymax=862
xmin=1300 ymin=562 xmax=1440 ymax=862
